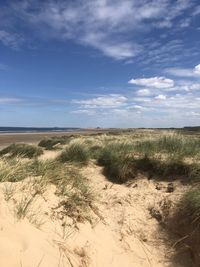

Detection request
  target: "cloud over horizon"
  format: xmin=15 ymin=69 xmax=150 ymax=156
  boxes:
xmin=70 ymin=62 xmax=200 ymax=127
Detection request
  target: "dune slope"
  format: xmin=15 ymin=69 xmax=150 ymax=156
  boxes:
xmin=0 ymin=162 xmax=193 ymax=267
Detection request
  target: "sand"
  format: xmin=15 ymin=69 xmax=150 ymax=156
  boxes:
xmin=0 ymin=129 xmax=118 ymax=149
xmin=0 ymin=160 xmax=192 ymax=267
xmin=0 ymin=131 xmax=83 ymax=149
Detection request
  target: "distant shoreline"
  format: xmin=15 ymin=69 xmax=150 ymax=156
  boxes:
xmin=0 ymin=127 xmax=200 ymax=149
xmin=0 ymin=127 xmax=82 ymax=134
xmin=0 ymin=131 xmax=84 ymax=149
xmin=0 ymin=129 xmax=111 ymax=149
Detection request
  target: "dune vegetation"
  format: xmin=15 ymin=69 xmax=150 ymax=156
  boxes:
xmin=0 ymin=129 xmax=200 ymax=266
xmin=0 ymin=143 xmax=43 ymax=158
xmin=38 ymin=135 xmax=72 ymax=150
xmin=58 ymin=141 xmax=90 ymax=164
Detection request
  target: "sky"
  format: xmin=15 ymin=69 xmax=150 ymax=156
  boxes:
xmin=0 ymin=0 xmax=200 ymax=128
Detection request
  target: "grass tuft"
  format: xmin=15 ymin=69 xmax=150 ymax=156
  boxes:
xmin=40 ymin=161 xmax=94 ymax=222
xmin=15 ymin=194 xmax=37 ymax=219
xmin=0 ymin=158 xmax=33 ymax=182
xmin=168 ymin=188 xmax=200 ymax=265
xmin=97 ymin=142 xmax=200 ymax=183
xmin=38 ymin=136 xmax=71 ymax=150
xmin=97 ymin=143 xmax=135 ymax=183
xmin=0 ymin=143 xmax=43 ymax=158
xmin=58 ymin=142 xmax=89 ymax=164
xmin=134 ymin=134 xmax=200 ymax=159
xmin=3 ymin=183 xmax=16 ymax=201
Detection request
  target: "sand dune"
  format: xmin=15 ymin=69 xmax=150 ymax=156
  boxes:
xmin=0 ymin=162 xmax=192 ymax=267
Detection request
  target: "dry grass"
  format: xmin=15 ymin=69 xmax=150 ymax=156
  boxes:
xmin=95 ymin=132 xmax=200 ymax=183
xmin=167 ymin=187 xmax=200 ymax=265
xmin=133 ymin=134 xmax=200 ymax=159
xmin=0 ymin=156 xmax=94 ymax=223
xmin=0 ymin=143 xmax=43 ymax=158
xmin=97 ymin=142 xmax=135 ymax=183
xmin=1 ymin=129 xmax=200 ymax=258
xmin=2 ymin=183 xmax=16 ymax=201
xmin=38 ymin=136 xmax=71 ymax=150
xmin=0 ymin=158 xmax=32 ymax=182
xmin=58 ymin=141 xmax=90 ymax=164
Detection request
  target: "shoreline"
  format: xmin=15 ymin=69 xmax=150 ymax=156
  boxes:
xmin=0 ymin=129 xmax=118 ymax=149
xmin=0 ymin=131 xmax=82 ymax=149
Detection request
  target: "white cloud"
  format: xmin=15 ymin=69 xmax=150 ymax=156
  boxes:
xmin=127 ymin=105 xmax=149 ymax=111
xmin=129 ymin=76 xmax=174 ymax=89
xmin=164 ymin=68 xmax=195 ymax=77
xmin=194 ymin=64 xmax=200 ymax=75
xmin=192 ymin=5 xmax=200 ymax=16
xmin=12 ymin=0 xmax=143 ymax=59
xmin=155 ymin=94 xmax=166 ymax=100
xmin=188 ymin=84 xmax=200 ymax=90
xmin=133 ymin=97 xmax=152 ymax=102
xmin=72 ymin=94 xmax=127 ymax=109
xmin=136 ymin=89 xmax=152 ymax=96
xmin=179 ymin=18 xmax=191 ymax=28
xmin=187 ymin=111 xmax=200 ymax=116
xmin=139 ymin=39 xmax=200 ymax=67
xmin=81 ymin=34 xmax=139 ymax=59
xmin=71 ymin=109 xmax=95 ymax=115
xmin=139 ymin=94 xmax=200 ymax=110
xmin=7 ymin=0 xmax=197 ymax=60
xmin=165 ymin=64 xmax=200 ymax=77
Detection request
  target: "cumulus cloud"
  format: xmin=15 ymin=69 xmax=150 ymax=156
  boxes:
xmin=155 ymin=94 xmax=167 ymax=100
xmin=136 ymin=94 xmax=200 ymax=110
xmin=136 ymin=89 xmax=152 ymax=96
xmin=128 ymin=76 xmax=174 ymax=89
xmin=189 ymin=84 xmax=200 ymax=90
xmin=72 ymin=94 xmax=128 ymax=109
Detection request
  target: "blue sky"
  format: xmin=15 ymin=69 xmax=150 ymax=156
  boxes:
xmin=0 ymin=0 xmax=200 ymax=128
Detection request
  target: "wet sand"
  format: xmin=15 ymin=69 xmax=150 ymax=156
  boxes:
xmin=0 ymin=132 xmax=71 ymax=149
xmin=0 ymin=129 xmax=117 ymax=149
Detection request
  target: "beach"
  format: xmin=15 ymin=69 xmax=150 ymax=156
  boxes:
xmin=0 ymin=129 xmax=120 ymax=149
